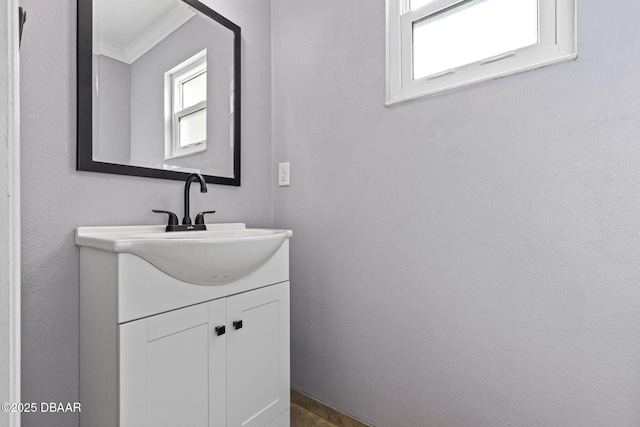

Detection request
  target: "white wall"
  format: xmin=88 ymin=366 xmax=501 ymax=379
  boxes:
xmin=19 ymin=0 xmax=271 ymax=425
xmin=273 ymin=1 xmax=640 ymax=426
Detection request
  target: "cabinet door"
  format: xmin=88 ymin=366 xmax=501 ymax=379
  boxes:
xmin=227 ymin=282 xmax=290 ymax=427
xmin=119 ymin=299 xmax=227 ymax=427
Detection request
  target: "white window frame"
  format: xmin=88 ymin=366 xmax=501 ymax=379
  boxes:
xmin=164 ymin=49 xmax=208 ymax=160
xmin=386 ymin=0 xmax=576 ymax=104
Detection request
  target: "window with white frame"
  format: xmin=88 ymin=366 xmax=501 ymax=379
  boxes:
xmin=165 ymin=49 xmax=208 ymax=159
xmin=386 ymin=0 xmax=576 ymax=104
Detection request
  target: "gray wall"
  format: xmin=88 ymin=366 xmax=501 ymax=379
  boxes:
xmin=20 ymin=0 xmax=640 ymax=426
xmin=95 ymin=54 xmax=131 ymax=163
xmin=273 ymin=1 xmax=640 ymax=426
xmin=19 ymin=0 xmax=271 ymax=426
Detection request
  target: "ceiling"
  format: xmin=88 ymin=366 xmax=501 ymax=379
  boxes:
xmin=96 ymin=0 xmax=195 ymax=63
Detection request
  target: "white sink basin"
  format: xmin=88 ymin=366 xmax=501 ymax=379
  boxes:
xmin=75 ymin=223 xmax=293 ymax=285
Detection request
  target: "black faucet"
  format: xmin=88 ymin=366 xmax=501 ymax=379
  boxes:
xmin=183 ymin=173 xmax=207 ymax=225
xmin=153 ymin=173 xmax=216 ymax=231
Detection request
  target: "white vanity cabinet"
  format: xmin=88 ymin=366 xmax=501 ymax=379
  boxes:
xmin=76 ymin=224 xmax=292 ymax=427
xmin=120 ymin=282 xmax=290 ymax=427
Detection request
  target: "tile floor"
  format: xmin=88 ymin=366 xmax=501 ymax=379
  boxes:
xmin=291 ymin=402 xmax=337 ymax=427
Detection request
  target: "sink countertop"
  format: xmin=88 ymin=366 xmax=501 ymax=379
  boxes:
xmin=75 ymin=223 xmax=249 ymax=252
xmin=75 ymin=223 xmax=293 ymax=286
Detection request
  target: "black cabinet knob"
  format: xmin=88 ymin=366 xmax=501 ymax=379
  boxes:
xmin=215 ymin=326 xmax=226 ymax=336
xmin=233 ymin=320 xmax=243 ymax=330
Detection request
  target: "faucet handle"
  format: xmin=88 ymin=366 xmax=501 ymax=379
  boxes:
xmin=195 ymin=210 xmax=216 ymax=225
xmin=152 ymin=209 xmax=179 ymax=226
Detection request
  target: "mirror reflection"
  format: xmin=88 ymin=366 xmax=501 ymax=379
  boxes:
xmin=78 ymin=0 xmax=241 ymax=185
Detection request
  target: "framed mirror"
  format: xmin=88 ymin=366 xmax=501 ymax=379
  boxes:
xmin=77 ymin=0 xmax=241 ymax=185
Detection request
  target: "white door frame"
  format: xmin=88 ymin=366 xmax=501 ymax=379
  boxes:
xmin=0 ymin=0 xmax=21 ymax=426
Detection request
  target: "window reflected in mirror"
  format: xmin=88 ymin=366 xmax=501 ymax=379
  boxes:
xmin=166 ymin=49 xmax=208 ymax=159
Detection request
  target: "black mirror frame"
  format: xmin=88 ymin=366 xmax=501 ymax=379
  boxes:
xmin=77 ymin=0 xmax=241 ymax=186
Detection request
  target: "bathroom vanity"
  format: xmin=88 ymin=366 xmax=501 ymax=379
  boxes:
xmin=76 ymin=224 xmax=292 ymax=427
